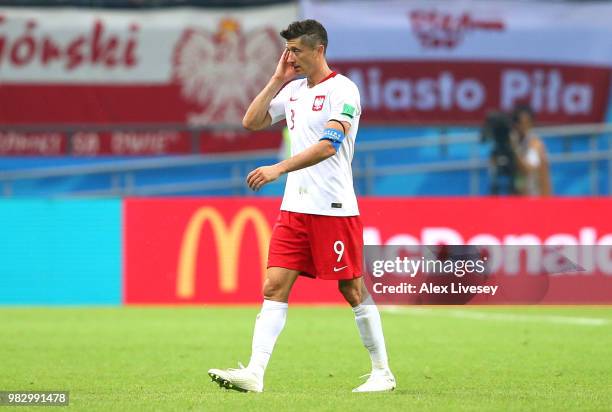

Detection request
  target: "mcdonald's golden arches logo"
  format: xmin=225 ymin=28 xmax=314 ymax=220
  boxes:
xmin=176 ymin=206 xmax=271 ymax=298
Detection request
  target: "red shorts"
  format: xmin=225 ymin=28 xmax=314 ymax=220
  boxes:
xmin=267 ymin=210 xmax=363 ymax=280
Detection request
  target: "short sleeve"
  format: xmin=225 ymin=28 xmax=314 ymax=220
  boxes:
xmin=268 ymin=82 xmax=292 ymax=125
xmin=328 ymin=81 xmax=361 ymax=127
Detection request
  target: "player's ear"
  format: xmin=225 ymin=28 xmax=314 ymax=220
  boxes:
xmin=317 ymin=44 xmax=325 ymax=57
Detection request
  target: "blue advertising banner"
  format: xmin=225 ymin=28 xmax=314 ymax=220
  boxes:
xmin=0 ymin=199 xmax=121 ymax=304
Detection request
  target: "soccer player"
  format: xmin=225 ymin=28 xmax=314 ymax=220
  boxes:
xmin=208 ymin=19 xmax=395 ymax=393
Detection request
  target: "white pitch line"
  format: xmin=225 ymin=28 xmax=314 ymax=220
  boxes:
xmin=381 ymin=306 xmax=610 ymax=326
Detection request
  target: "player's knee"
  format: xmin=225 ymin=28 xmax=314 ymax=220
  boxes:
xmin=338 ymin=282 xmax=363 ymax=306
xmin=262 ymin=277 xmax=289 ymax=301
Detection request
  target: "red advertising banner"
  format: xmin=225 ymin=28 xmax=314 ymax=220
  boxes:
xmin=0 ymin=129 xmax=282 ymax=156
xmin=124 ymin=197 xmax=612 ymax=305
xmin=0 ymin=131 xmax=67 ymax=155
xmin=124 ymin=198 xmax=344 ymax=304
xmin=333 ymin=61 xmax=611 ymax=125
xmin=71 ymin=131 xmax=191 ymax=156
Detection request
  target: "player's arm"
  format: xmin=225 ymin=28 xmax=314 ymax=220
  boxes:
xmin=242 ymin=80 xmax=281 ymax=131
xmin=243 ymin=49 xmax=296 ymax=131
xmin=278 ymin=120 xmax=351 ymax=173
xmin=246 ymin=120 xmax=350 ymax=191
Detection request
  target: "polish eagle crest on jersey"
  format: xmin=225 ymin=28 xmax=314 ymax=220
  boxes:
xmin=172 ymin=18 xmax=283 ymax=125
xmin=312 ymin=95 xmax=326 ymax=111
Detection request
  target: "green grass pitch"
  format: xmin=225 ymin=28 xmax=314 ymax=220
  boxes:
xmin=1 ymin=306 xmax=611 ymax=411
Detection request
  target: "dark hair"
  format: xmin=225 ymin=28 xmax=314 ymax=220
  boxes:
xmin=280 ymin=19 xmax=328 ymax=52
xmin=511 ymin=104 xmax=534 ymax=124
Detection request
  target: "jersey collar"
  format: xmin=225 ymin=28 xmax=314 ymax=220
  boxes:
xmin=318 ymin=71 xmax=338 ymax=85
xmin=308 ymin=71 xmax=338 ymax=88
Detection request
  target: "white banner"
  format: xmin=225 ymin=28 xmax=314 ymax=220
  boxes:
xmin=1 ymin=2 xmax=610 ymax=126
xmin=299 ymin=0 xmax=612 ymax=124
xmin=0 ymin=4 xmax=298 ymax=129
xmin=301 ymin=0 xmax=612 ymax=67
xmin=0 ymin=5 xmax=296 ymax=83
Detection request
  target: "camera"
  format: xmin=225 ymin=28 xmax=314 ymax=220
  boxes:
xmin=481 ymin=111 xmax=518 ymax=195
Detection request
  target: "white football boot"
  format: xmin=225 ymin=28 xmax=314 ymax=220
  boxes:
xmin=208 ymin=363 xmax=263 ymax=393
xmin=352 ymin=369 xmax=396 ymax=393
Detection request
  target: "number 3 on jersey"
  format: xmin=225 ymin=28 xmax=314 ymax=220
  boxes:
xmin=289 ymin=109 xmax=295 ymax=130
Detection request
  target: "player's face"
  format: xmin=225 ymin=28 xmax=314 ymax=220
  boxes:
xmin=285 ymin=37 xmax=323 ymax=76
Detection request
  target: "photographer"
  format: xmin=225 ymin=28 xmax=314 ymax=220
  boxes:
xmin=510 ymin=105 xmax=552 ymax=196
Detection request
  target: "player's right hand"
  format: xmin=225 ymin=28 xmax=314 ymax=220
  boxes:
xmin=247 ymin=164 xmax=282 ymax=191
xmin=272 ymin=49 xmax=297 ymax=83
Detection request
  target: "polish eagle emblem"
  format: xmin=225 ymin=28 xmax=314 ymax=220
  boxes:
xmin=173 ymin=18 xmax=283 ymax=126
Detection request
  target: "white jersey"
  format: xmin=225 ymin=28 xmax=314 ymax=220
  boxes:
xmin=268 ymin=72 xmax=361 ymax=216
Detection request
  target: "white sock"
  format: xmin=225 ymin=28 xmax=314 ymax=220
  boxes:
xmin=247 ymin=299 xmax=288 ymax=376
xmin=352 ymin=296 xmax=390 ymax=371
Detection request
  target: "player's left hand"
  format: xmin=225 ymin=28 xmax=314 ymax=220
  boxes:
xmin=247 ymin=165 xmax=282 ymax=191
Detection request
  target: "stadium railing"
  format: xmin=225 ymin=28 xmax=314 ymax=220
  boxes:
xmin=1 ymin=123 xmax=610 ymax=196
